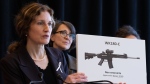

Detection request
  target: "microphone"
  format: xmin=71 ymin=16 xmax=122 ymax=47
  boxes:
xmin=57 ymin=74 xmax=113 ymax=84
xmin=29 ymin=72 xmax=44 ymax=84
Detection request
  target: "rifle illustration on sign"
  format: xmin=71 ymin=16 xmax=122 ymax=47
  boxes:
xmin=85 ymin=49 xmax=140 ymax=69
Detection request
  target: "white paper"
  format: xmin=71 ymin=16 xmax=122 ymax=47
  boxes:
xmin=76 ymin=34 xmax=147 ymax=84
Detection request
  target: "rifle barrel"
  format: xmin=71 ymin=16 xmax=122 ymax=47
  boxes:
xmin=127 ymin=57 xmax=140 ymax=59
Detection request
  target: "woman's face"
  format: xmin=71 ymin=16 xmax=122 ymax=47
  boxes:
xmin=27 ymin=11 xmax=53 ymax=45
xmin=51 ymin=24 xmax=73 ymax=50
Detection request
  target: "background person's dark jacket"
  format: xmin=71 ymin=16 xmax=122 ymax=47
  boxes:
xmin=63 ymin=51 xmax=77 ymax=74
xmin=67 ymin=54 xmax=77 ymax=74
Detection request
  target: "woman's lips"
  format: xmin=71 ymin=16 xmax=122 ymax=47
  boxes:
xmin=43 ymin=35 xmax=49 ymax=38
xmin=63 ymin=41 xmax=69 ymax=45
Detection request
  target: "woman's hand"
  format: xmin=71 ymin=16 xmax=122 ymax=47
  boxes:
xmin=64 ymin=72 xmax=88 ymax=83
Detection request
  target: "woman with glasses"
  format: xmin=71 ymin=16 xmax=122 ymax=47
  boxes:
xmin=50 ymin=20 xmax=88 ymax=83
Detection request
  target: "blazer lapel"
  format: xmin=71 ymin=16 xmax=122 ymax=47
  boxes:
xmin=45 ymin=47 xmax=59 ymax=72
xmin=17 ymin=46 xmax=42 ymax=81
xmin=46 ymin=47 xmax=68 ymax=84
xmin=45 ymin=47 xmax=65 ymax=79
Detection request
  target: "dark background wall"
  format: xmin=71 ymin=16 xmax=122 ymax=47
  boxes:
xmin=0 ymin=0 xmax=149 ymax=83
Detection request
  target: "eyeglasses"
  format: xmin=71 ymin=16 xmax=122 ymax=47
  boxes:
xmin=55 ymin=30 xmax=76 ymax=40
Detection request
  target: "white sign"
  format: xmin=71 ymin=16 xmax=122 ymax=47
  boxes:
xmin=76 ymin=34 xmax=147 ymax=84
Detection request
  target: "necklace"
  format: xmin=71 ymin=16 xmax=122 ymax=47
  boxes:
xmin=32 ymin=50 xmax=46 ymax=61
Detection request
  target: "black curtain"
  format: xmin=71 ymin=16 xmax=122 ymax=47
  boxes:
xmin=0 ymin=0 xmax=149 ymax=83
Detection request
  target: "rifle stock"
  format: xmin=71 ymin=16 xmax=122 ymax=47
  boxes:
xmin=85 ymin=52 xmax=97 ymax=59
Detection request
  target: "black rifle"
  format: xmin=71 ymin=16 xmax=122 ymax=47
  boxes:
xmin=85 ymin=49 xmax=140 ymax=69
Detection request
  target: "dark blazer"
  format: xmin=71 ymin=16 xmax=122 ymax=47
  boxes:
xmin=0 ymin=45 xmax=68 ymax=84
xmin=66 ymin=54 xmax=77 ymax=74
xmin=62 ymin=51 xmax=77 ymax=74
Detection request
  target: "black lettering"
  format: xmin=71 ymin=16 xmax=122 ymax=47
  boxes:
xmin=105 ymin=41 xmax=120 ymax=46
xmin=105 ymin=41 xmax=110 ymax=45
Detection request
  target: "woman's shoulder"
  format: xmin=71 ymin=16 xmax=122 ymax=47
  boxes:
xmin=1 ymin=45 xmax=26 ymax=62
xmin=0 ymin=53 xmax=18 ymax=68
xmin=1 ymin=53 xmax=17 ymax=61
xmin=2 ymin=44 xmax=26 ymax=60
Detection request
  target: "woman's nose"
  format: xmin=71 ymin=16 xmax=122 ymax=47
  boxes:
xmin=44 ymin=25 xmax=51 ymax=32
